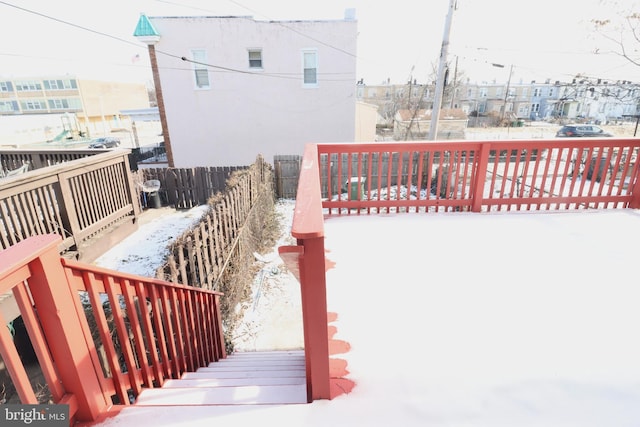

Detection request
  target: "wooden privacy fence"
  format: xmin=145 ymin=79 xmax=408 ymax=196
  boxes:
xmin=316 ymin=138 xmax=640 ymax=214
xmin=0 ymin=150 xmax=141 ymax=261
xmin=136 ymin=165 xmax=246 ymax=209
xmin=274 ymin=155 xmax=302 ymax=199
xmin=156 ymin=156 xmax=273 ymax=290
xmin=0 ymin=234 xmax=225 ymax=425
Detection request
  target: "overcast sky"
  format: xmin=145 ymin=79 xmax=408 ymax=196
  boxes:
xmin=0 ymin=0 xmax=638 ymax=86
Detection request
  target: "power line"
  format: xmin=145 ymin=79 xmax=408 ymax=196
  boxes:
xmin=180 ymin=57 xmax=353 ymax=82
xmin=452 ymin=50 xmax=639 ymax=85
xmin=0 ymin=1 xmax=141 ymax=49
xmin=0 ymin=1 xmax=356 ymax=82
xmin=154 ymin=0 xmax=357 ymax=58
xmin=218 ymin=0 xmax=358 ymax=58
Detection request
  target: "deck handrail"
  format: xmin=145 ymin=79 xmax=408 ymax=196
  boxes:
xmin=279 ymin=143 xmax=330 ymax=402
xmin=0 ymin=149 xmax=141 ymax=261
xmin=281 ymin=137 xmax=640 ymax=403
xmin=0 ymin=234 xmax=225 ymax=426
xmin=316 ymin=138 xmax=640 ymax=213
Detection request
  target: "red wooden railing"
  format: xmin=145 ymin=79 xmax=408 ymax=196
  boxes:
xmin=279 ymin=143 xmax=330 ymax=402
xmin=318 ymin=138 xmax=640 ymax=213
xmin=0 ymin=234 xmax=225 ymax=426
xmin=3 ymin=138 xmax=640 ymax=420
xmin=280 ymin=137 xmax=640 ymax=402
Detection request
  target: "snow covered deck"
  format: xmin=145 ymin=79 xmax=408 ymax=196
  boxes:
xmin=94 ymin=208 xmax=640 ymax=426
xmin=321 ymin=208 xmax=640 ymax=426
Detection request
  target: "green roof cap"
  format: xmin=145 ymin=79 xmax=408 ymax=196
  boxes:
xmin=133 ymin=14 xmax=160 ymax=37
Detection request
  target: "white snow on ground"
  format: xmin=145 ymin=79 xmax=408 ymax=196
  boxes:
xmin=232 ymin=199 xmax=304 ymax=351
xmin=93 ymin=200 xmax=303 ymax=352
xmin=94 ymin=205 xmax=210 ymax=277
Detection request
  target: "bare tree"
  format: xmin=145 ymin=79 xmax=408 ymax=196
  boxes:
xmin=428 ymin=59 xmax=467 ymax=110
xmin=592 ymin=1 xmax=640 ymax=67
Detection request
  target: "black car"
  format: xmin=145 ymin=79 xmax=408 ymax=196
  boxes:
xmin=555 ymin=125 xmax=613 ymax=138
xmin=88 ymin=137 xmax=121 ymax=148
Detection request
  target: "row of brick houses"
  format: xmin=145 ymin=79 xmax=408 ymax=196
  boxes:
xmin=357 ymin=77 xmax=640 ymax=126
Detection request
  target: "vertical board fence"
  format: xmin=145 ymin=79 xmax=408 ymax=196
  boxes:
xmin=155 ymin=156 xmax=273 ymax=291
xmin=274 ymin=155 xmax=302 ymax=199
xmin=136 ymin=166 xmax=245 ymax=209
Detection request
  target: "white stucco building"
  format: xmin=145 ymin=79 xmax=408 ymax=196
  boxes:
xmin=135 ymin=13 xmax=358 ymax=168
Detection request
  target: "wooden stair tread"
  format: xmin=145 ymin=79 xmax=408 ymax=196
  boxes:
xmin=135 ymin=384 xmax=307 ymax=405
xmin=183 ymin=369 xmax=305 ymax=379
xmin=163 ymin=376 xmax=306 ymax=387
xmin=132 ymin=351 xmax=308 ymax=406
xmin=198 ymin=364 xmax=305 ymax=372
xmin=207 ymin=359 xmax=305 ymax=368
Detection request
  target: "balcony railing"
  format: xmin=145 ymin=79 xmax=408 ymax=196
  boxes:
xmin=317 ymin=138 xmax=640 ymax=214
xmin=281 ymin=137 xmax=640 ymax=402
xmin=0 ymin=149 xmax=141 ymax=261
xmin=0 ymin=234 xmax=225 ymax=425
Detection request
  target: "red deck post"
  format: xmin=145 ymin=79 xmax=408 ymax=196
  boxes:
xmin=471 ymin=142 xmax=491 ymax=212
xmin=280 ymin=143 xmax=332 ymax=401
xmin=298 ymin=237 xmax=331 ymax=401
xmin=21 ymin=235 xmax=109 ymax=421
xmin=628 ymin=164 xmax=640 ymax=209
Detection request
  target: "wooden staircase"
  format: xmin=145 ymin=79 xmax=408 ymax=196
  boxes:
xmin=133 ymin=350 xmax=308 ymax=406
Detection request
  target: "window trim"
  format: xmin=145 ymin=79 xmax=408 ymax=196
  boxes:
xmin=43 ymin=79 xmax=77 ymax=90
xmin=15 ymin=80 xmax=42 ymax=91
xmin=190 ymin=49 xmax=211 ymax=90
xmin=248 ymin=48 xmax=263 ymax=70
xmin=21 ymin=99 xmax=47 ymax=110
xmin=0 ymin=100 xmax=18 ymax=112
xmin=302 ymin=49 xmax=318 ymax=88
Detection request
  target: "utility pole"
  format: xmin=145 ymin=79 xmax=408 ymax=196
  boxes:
xmin=449 ymin=55 xmax=459 ymax=109
xmin=428 ymin=0 xmax=457 ymax=140
xmin=501 ymin=64 xmax=514 ymax=123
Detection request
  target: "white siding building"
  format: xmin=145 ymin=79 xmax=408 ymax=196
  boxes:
xmin=135 ymin=14 xmax=357 ymax=167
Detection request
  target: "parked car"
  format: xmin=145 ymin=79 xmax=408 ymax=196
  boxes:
xmin=88 ymin=137 xmax=121 ymax=148
xmin=555 ymin=125 xmax=613 ymax=138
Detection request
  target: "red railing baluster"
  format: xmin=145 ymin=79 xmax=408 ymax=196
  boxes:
xmin=121 ymin=279 xmax=154 ymax=389
xmin=0 ymin=234 xmax=226 ymax=425
xmin=137 ymin=281 xmax=165 ymax=386
xmin=0 ymin=309 xmax=37 ymax=403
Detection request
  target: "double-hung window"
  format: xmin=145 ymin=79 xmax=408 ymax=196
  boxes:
xmin=191 ymin=49 xmax=210 ymax=89
xmin=0 ymin=81 xmax=12 ymax=92
xmin=248 ymin=49 xmax=262 ymax=69
xmin=302 ymin=50 xmax=318 ymax=87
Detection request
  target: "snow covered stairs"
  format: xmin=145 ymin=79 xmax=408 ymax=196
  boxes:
xmin=134 ymin=350 xmax=308 ymax=406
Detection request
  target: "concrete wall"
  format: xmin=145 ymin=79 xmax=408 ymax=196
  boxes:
xmin=150 ymin=16 xmax=357 ymax=167
xmin=77 ymin=80 xmax=150 ymax=135
xmin=355 ymin=102 xmax=378 ymax=142
xmin=394 ymin=119 xmax=468 ymax=140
